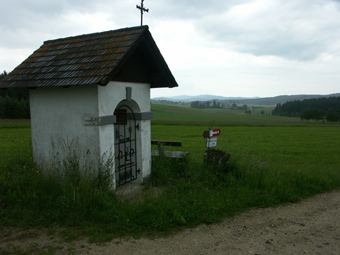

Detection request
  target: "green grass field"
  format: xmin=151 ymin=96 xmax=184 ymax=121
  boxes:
xmin=1 ymin=105 xmax=340 ymax=247
xmin=150 ymin=104 xmax=335 ymax=126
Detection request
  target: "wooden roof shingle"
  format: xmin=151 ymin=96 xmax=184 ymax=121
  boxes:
xmin=0 ymin=26 xmax=178 ymax=89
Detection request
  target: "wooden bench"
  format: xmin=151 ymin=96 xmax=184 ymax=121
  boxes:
xmin=151 ymin=140 xmax=190 ymax=159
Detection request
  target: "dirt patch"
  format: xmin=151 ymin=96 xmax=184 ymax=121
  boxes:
xmin=1 ymin=190 xmax=339 ymax=254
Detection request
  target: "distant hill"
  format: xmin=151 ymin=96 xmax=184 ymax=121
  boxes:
xmin=152 ymin=93 xmax=340 ymax=106
xmin=152 ymin=94 xmax=258 ymax=103
xmin=234 ymin=94 xmax=340 ymax=105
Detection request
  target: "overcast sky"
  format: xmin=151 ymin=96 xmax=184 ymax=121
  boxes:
xmin=1 ymin=0 xmax=340 ymax=98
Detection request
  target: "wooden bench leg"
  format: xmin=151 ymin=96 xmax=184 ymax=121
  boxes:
xmin=157 ymin=142 xmax=164 ymax=156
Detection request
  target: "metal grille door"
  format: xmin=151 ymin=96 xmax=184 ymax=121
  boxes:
xmin=114 ymin=105 xmax=139 ymax=186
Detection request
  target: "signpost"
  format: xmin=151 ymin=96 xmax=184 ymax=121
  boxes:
xmin=203 ymin=127 xmax=231 ymax=165
xmin=203 ymin=128 xmax=220 ymax=148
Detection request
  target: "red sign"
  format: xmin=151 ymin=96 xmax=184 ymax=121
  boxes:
xmin=203 ymin=128 xmax=221 ymax=138
xmin=210 ymin=129 xmax=221 ymax=137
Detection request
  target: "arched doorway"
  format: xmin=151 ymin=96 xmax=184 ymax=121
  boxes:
xmin=114 ymin=104 xmax=140 ymax=186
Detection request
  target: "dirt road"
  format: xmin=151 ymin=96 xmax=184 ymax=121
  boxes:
xmin=1 ymin=190 xmax=339 ymax=254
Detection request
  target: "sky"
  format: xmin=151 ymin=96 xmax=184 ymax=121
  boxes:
xmin=1 ymin=0 xmax=340 ymax=98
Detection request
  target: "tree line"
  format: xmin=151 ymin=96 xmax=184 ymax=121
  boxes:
xmin=272 ymin=96 xmax=340 ymax=121
xmin=151 ymin=99 xmax=187 ymax=105
xmin=0 ymin=71 xmax=30 ymax=119
xmin=190 ymin=100 xmax=223 ymax=109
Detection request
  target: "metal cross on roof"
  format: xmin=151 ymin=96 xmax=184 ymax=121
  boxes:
xmin=136 ymin=0 xmax=149 ymax=26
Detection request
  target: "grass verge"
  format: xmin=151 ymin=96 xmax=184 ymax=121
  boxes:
xmin=1 ymin=150 xmax=340 ymax=243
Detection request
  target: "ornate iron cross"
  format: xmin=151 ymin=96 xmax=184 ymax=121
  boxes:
xmin=136 ymin=0 xmax=149 ymax=26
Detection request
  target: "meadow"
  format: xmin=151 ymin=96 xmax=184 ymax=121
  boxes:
xmin=151 ymin=104 xmax=303 ymax=126
xmin=1 ymin=104 xmax=340 ymax=246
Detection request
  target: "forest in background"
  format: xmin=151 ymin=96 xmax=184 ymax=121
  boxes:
xmin=1 ymin=69 xmax=340 ymax=122
xmin=272 ymin=96 xmax=340 ymax=121
xmin=0 ymin=71 xmax=30 ymax=119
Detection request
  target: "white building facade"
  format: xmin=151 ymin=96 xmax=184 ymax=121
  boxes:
xmin=0 ymin=26 xmax=178 ymax=189
xmin=30 ymin=81 xmax=152 ymax=188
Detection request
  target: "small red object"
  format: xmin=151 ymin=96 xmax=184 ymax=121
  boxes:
xmin=210 ymin=129 xmax=220 ymax=137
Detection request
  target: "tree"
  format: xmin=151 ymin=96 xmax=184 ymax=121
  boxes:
xmin=273 ymin=96 xmax=340 ymax=117
xmin=0 ymin=96 xmax=30 ymax=119
xmin=0 ymin=71 xmax=30 ymax=119
xmin=300 ymin=108 xmax=313 ymax=120
xmin=326 ymin=108 xmax=340 ymax=122
xmin=0 ymin=71 xmax=29 ymax=100
xmin=312 ymin=109 xmax=325 ymax=121
xmin=190 ymin=101 xmax=199 ymax=109
xmin=0 ymin=70 xmax=7 ymax=80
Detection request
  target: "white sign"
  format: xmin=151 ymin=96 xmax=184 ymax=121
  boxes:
xmin=206 ymin=137 xmax=217 ymax=148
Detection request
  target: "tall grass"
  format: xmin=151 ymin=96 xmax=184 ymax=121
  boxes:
xmin=1 ymin=147 xmax=340 ymax=241
xmin=0 ymin=144 xmax=116 ymax=228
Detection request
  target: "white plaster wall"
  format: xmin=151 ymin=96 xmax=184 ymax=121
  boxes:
xmin=139 ymin=119 xmax=152 ymax=180
xmin=98 ymin=81 xmax=152 ymax=183
xmin=98 ymin=81 xmax=150 ymax=115
xmin=29 ymin=86 xmax=100 ymax=171
xmin=29 ymin=81 xmax=152 ymax=187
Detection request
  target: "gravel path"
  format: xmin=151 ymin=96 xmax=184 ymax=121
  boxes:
xmin=1 ymin=190 xmax=339 ymax=254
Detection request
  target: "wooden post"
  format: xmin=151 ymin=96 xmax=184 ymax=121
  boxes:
xmin=157 ymin=141 xmax=164 ymax=156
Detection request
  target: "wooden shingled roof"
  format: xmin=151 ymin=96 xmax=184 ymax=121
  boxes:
xmin=0 ymin=26 xmax=178 ymax=89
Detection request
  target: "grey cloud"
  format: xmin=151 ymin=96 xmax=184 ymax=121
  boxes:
xmin=1 ymin=0 xmax=340 ymax=62
xmin=150 ymin=0 xmax=249 ymax=20
xmin=0 ymin=0 xmax=115 ymax=48
xmin=194 ymin=0 xmax=340 ymax=61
